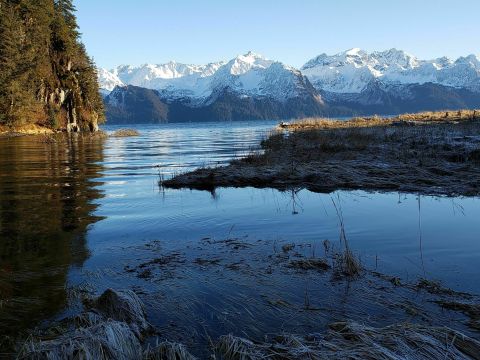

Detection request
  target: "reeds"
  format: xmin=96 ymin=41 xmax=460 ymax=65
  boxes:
xmin=331 ymin=196 xmax=362 ymax=277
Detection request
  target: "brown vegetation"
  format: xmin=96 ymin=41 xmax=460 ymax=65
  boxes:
xmin=111 ymin=129 xmax=140 ymax=137
xmin=280 ymin=109 xmax=480 ymax=131
xmin=0 ymin=123 xmax=54 ymax=136
xmin=163 ymin=110 xmax=480 ymax=196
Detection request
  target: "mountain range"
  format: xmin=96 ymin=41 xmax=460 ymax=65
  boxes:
xmin=99 ymin=49 xmax=480 ymax=123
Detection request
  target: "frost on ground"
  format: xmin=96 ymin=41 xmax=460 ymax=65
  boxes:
xmin=14 ymin=232 xmax=480 ymax=360
xmin=162 ymin=110 xmax=480 ymax=197
xmin=16 ymin=287 xmax=480 ymax=360
xmin=215 ymin=321 xmax=480 ymax=360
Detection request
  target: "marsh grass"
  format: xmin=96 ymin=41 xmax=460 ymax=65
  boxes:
xmin=90 ymin=289 xmax=151 ymax=339
xmin=144 ymin=341 xmax=197 ymax=360
xmin=331 ymin=196 xmax=362 ymax=277
xmin=163 ymin=109 xmax=480 ymax=197
xmin=111 ymin=129 xmax=140 ymax=137
xmin=282 ymin=109 xmax=480 ymax=131
xmin=18 ymin=321 xmax=143 ymax=360
xmin=214 ymin=321 xmax=480 ymax=360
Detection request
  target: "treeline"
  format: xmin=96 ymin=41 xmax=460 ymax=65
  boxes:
xmin=0 ymin=0 xmax=104 ymax=131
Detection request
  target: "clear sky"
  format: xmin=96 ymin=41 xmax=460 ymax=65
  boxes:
xmin=74 ymin=0 xmax=480 ymax=69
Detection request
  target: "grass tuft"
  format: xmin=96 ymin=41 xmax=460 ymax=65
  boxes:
xmin=111 ymin=129 xmax=140 ymax=137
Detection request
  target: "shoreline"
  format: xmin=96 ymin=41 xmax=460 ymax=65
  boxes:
xmin=0 ymin=124 xmax=55 ymax=137
xmin=162 ymin=110 xmax=480 ymax=197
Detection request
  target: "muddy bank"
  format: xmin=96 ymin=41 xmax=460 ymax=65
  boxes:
xmin=162 ymin=110 xmax=480 ymax=196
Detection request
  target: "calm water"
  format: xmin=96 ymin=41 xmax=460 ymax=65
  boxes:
xmin=1 ymin=120 xmax=480 ymax=352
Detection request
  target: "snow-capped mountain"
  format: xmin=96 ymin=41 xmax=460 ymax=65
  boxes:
xmin=100 ymin=49 xmax=480 ymax=123
xmin=98 ymin=68 xmax=125 ymax=92
xmin=302 ymin=48 xmax=480 ymax=93
xmin=99 ymin=52 xmax=320 ymax=103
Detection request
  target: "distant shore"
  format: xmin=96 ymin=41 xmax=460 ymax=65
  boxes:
xmin=162 ymin=109 xmax=480 ymax=197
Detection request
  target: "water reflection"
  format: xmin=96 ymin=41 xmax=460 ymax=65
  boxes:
xmin=1 ymin=121 xmax=479 ymax=355
xmin=0 ymin=135 xmax=105 ymax=340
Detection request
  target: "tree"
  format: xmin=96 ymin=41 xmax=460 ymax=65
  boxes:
xmin=0 ymin=0 xmax=104 ymax=129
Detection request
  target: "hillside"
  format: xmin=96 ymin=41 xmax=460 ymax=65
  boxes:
xmin=0 ymin=0 xmax=104 ymax=133
xmin=100 ymin=49 xmax=480 ymax=123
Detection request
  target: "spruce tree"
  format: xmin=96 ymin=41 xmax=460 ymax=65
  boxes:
xmin=0 ymin=0 xmax=104 ymax=130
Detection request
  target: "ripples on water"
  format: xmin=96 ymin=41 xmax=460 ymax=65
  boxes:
xmin=1 ymin=120 xmax=479 ymax=353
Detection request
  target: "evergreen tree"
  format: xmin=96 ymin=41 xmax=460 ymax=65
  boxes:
xmin=55 ymin=0 xmax=79 ymax=36
xmin=0 ymin=1 xmax=31 ymax=125
xmin=0 ymin=0 xmax=104 ymax=130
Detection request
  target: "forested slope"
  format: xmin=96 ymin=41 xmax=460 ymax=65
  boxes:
xmin=0 ymin=0 xmax=104 ymax=132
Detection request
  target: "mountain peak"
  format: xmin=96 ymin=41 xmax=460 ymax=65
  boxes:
xmin=301 ymin=48 xmax=480 ymax=93
xmin=344 ymin=48 xmax=365 ymax=56
xmin=225 ymin=51 xmax=272 ymax=76
xmin=243 ymin=50 xmax=263 ymax=57
xmin=237 ymin=51 xmax=268 ymax=63
xmin=99 ymin=50 xmax=480 ymax=98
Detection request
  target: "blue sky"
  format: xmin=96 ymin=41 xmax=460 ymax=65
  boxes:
xmin=75 ymin=0 xmax=480 ymax=69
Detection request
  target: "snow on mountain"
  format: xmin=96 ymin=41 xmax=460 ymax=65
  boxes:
xmin=108 ymin=61 xmax=225 ymax=99
xmin=99 ymin=49 xmax=480 ymax=101
xmin=302 ymin=48 xmax=480 ymax=93
xmin=99 ymin=52 xmax=316 ymax=102
xmin=98 ymin=68 xmax=124 ymax=92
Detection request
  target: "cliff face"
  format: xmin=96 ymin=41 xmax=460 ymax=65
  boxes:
xmin=0 ymin=0 xmax=104 ymax=132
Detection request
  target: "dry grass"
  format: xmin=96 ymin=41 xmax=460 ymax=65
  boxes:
xmin=215 ymin=321 xmax=480 ymax=360
xmin=17 ymin=320 xmax=143 ymax=360
xmin=91 ymin=289 xmax=151 ymax=339
xmin=330 ymin=196 xmax=362 ymax=278
xmin=144 ymin=341 xmax=197 ymax=360
xmin=436 ymin=301 xmax=480 ymax=331
xmin=111 ymin=128 xmax=140 ymax=137
xmin=18 ymin=289 xmax=151 ymax=360
xmin=0 ymin=123 xmax=54 ymax=136
xmin=281 ymin=109 xmax=480 ymax=131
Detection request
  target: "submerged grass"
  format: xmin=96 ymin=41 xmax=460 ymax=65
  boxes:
xmin=15 ymin=236 xmax=480 ymax=359
xmin=287 ymin=258 xmax=330 ymax=271
xmin=144 ymin=341 xmax=197 ymax=360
